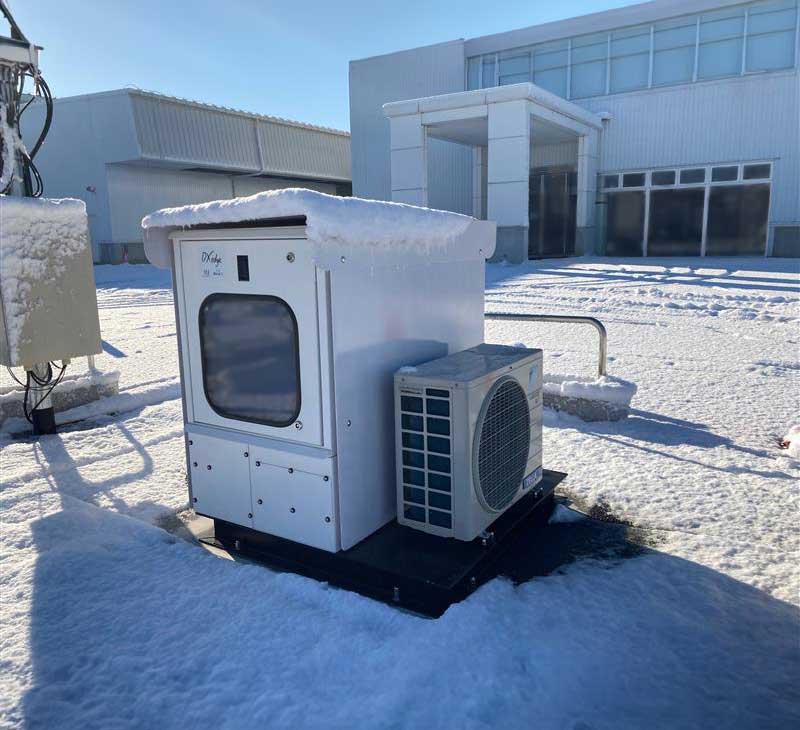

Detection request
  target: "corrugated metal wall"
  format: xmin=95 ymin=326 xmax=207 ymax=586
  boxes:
xmin=349 ymin=41 xmax=473 ymax=214
xmin=130 ymin=93 xmax=350 ymax=181
xmin=580 ymin=71 xmax=799 ymax=225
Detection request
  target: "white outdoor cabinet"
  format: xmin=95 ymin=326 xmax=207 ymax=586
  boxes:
xmin=146 ymin=190 xmax=496 ymax=552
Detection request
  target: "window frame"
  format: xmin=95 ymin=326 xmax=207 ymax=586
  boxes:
xmin=600 ymin=161 xmax=773 ymax=255
xmin=198 ymin=292 xmax=302 ymax=428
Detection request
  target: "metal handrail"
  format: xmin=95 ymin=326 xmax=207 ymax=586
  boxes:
xmin=484 ymin=312 xmax=608 ymax=377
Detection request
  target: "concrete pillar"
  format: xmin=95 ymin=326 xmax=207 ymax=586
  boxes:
xmin=389 ymin=114 xmax=427 ymax=207
xmin=487 ymin=100 xmax=530 ymax=264
xmin=472 ymin=146 xmax=487 ymax=219
xmin=575 ymin=130 xmax=599 ymax=255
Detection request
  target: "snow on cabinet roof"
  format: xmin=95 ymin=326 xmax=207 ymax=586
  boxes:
xmin=141 ymin=188 xmax=493 ymax=269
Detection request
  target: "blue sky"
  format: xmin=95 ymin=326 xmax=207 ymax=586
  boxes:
xmin=11 ymin=0 xmax=637 ymax=131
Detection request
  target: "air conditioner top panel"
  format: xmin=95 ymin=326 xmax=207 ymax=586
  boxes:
xmin=397 ymin=344 xmax=542 ymax=387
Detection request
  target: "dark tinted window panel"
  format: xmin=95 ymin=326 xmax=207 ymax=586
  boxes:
xmin=711 ymin=166 xmax=737 ymax=182
xmin=603 ymin=174 xmax=619 ymax=189
xmin=428 ymin=509 xmax=452 ymax=529
xmin=428 ymin=491 xmax=452 ymax=511
xmin=742 ymin=164 xmax=770 ymax=180
xmin=199 ymin=294 xmax=300 ymax=426
xmin=426 ymin=388 xmax=449 ymax=398
xmin=403 ymin=487 xmax=425 ymax=505
xmin=404 ymin=504 xmax=425 ymax=522
xmin=403 ymin=468 xmax=425 ymax=487
xmin=772 ymin=226 xmax=800 ymax=257
xmin=426 ymin=399 xmax=450 ymax=417
xmin=428 ymin=473 xmax=451 ymax=492
xmin=706 ymin=184 xmax=770 ymax=255
xmin=606 ymin=191 xmax=644 ymax=256
xmin=402 ymin=432 xmax=424 ymax=450
xmin=427 ymin=454 xmax=451 ymax=474
xmin=427 ymin=436 xmax=450 ymax=455
xmin=400 ymin=396 xmax=423 ymax=413
xmin=651 ymin=170 xmax=676 ymax=186
xmin=426 ymin=417 xmax=450 ymax=436
xmin=236 ymin=255 xmax=250 ymax=281
xmin=402 ymin=450 xmax=424 ymax=469
xmin=401 ymin=414 xmax=423 ymax=432
xmin=680 ymin=168 xmax=705 ymax=184
xmin=622 ymin=172 xmax=646 ymax=188
xmin=648 ymin=188 xmax=705 ymax=256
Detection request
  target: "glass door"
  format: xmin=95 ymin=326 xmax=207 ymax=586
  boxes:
xmin=529 ymin=169 xmax=577 ymax=258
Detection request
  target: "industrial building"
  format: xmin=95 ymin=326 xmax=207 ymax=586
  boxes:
xmin=350 ymin=0 xmax=799 ymax=260
xmin=22 ymin=88 xmax=352 ymax=263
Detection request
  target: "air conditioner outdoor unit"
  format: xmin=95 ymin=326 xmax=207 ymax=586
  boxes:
xmin=394 ymin=344 xmax=543 ymax=541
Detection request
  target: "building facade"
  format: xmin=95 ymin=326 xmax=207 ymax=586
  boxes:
xmin=350 ymin=0 xmax=800 ymax=259
xmin=23 ymin=89 xmax=352 ymax=263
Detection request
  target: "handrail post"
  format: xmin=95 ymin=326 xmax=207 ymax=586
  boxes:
xmin=484 ymin=312 xmax=608 ymax=378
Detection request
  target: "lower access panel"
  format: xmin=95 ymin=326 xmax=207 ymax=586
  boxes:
xmin=251 ymin=458 xmax=339 ymax=552
xmin=188 ymin=432 xmax=253 ymax=528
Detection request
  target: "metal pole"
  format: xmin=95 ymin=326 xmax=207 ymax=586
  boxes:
xmin=485 ymin=312 xmax=608 ymax=377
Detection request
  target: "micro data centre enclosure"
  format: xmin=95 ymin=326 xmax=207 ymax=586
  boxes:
xmin=143 ymin=190 xmax=496 ymax=553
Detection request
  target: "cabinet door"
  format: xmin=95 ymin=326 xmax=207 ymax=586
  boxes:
xmin=188 ymin=432 xmax=253 ymax=527
xmin=250 ymin=455 xmax=338 ymax=552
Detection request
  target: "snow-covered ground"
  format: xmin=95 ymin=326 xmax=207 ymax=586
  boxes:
xmin=1 ymin=258 xmax=798 ymax=729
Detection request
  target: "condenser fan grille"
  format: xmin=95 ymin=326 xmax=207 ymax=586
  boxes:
xmin=474 ymin=377 xmax=531 ymax=512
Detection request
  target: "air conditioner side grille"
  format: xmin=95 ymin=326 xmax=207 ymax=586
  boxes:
xmin=473 ymin=378 xmax=530 ymax=512
xmin=399 ymin=389 xmax=453 ymax=530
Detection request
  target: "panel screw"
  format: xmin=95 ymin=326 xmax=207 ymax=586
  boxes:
xmin=206 ymin=465 xmax=212 ymax=470
xmin=323 ymin=475 xmax=329 ymax=482
xmin=290 ymin=507 xmax=296 ymax=513
xmin=193 ymin=461 xmax=198 ymax=467
xmin=257 ymin=499 xmax=263 ymax=505
xmin=188 ymin=439 xmax=193 ymax=445
xmin=234 ymin=540 xmax=241 ymax=551
xmin=247 ymin=512 xmax=253 ymax=519
xmin=325 ymin=516 xmax=331 ymax=523
xmin=294 ymin=421 xmax=303 ymax=430
xmin=286 ymin=252 xmax=295 ymax=262
xmin=193 ymin=497 xmax=197 ymax=503
xmin=255 ymin=460 xmax=261 ymax=467
xmin=288 ymin=467 xmax=294 ymax=474
xmin=346 ymin=419 xmax=352 ymax=427
xmin=243 ymin=451 xmax=249 ymax=458
xmin=392 ymin=586 xmax=400 ymax=603
xmin=470 ymin=576 xmax=477 ymax=588
xmin=340 ymin=256 xmax=346 ymax=263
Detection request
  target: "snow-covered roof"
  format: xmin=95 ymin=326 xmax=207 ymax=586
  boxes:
xmin=142 ymin=188 xmax=493 ymax=269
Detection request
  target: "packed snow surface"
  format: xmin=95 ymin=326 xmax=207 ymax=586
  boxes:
xmin=141 ymin=188 xmax=477 ymax=268
xmin=0 ymin=196 xmax=91 ymax=363
xmin=1 ymin=257 xmax=799 ymax=729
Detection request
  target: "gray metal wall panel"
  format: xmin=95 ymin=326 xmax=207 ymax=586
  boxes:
xmin=256 ymin=122 xmax=350 ymax=181
xmin=579 ymin=70 xmax=800 ymax=223
xmin=349 ymin=40 xmax=472 ymax=212
xmin=107 ymin=165 xmax=234 ymax=244
xmin=532 ymin=141 xmax=579 ymax=169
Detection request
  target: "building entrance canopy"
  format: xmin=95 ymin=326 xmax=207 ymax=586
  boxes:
xmin=384 ymin=83 xmax=604 ymax=262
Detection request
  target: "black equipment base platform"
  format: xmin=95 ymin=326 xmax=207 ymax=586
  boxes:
xmin=209 ymin=470 xmax=566 ymax=617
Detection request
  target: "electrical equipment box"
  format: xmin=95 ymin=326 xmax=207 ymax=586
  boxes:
xmin=0 ymin=196 xmax=102 ymax=368
xmin=394 ymin=344 xmax=543 ymax=541
xmin=144 ymin=190 xmax=496 ymax=553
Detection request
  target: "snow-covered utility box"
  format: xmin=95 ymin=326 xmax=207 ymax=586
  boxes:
xmin=0 ymin=196 xmax=102 ymax=368
xmin=142 ymin=189 xmax=496 ymax=552
xmin=394 ymin=344 xmax=543 ymax=541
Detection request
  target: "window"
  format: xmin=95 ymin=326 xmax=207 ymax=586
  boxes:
xmin=706 ymin=184 xmax=770 ymax=255
xmin=743 ymin=163 xmax=771 ymax=179
xmin=623 ymin=172 xmax=646 ymax=187
xmin=680 ymin=168 xmax=706 ymax=184
xmin=499 ymin=49 xmax=531 ymax=85
xmin=698 ymin=7 xmax=746 ymax=79
xmin=610 ymin=25 xmax=651 ymax=92
xmin=467 ymin=57 xmax=481 ymax=90
xmin=746 ymin=0 xmax=798 ymax=71
xmin=482 ymin=55 xmax=496 ymax=88
xmin=648 ymin=188 xmax=705 ymax=255
xmin=199 ymin=294 xmax=300 ymax=426
xmin=653 ymin=17 xmax=697 ymax=85
xmin=571 ymin=33 xmax=608 ymax=97
xmin=652 ymin=170 xmax=676 ymax=186
xmin=712 ymin=166 xmax=738 ymax=182
xmin=603 ymin=174 xmax=620 ymax=188
xmin=533 ymin=40 xmax=568 ymax=96
xmin=606 ymin=191 xmax=645 ymax=255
